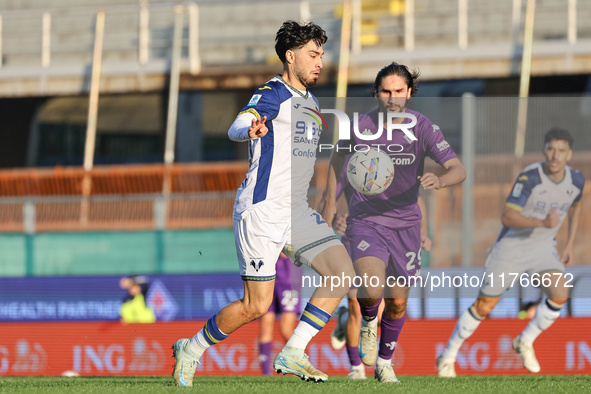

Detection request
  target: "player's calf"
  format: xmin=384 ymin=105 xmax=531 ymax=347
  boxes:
xmin=472 ymin=296 xmax=500 ymax=318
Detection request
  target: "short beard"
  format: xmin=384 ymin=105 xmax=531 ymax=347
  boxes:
xmin=296 ymin=67 xmax=317 ymax=89
xmin=378 ymin=101 xmax=406 ymax=113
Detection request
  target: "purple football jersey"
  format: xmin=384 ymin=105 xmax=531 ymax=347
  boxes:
xmin=337 ymin=108 xmax=457 ymax=230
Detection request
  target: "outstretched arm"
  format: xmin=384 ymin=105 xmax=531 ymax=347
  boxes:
xmin=228 ymin=114 xmax=268 ymax=142
xmin=418 ymin=158 xmax=466 ymax=190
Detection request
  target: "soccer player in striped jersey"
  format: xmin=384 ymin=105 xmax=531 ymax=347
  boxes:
xmin=171 ymin=21 xmax=356 ymax=386
xmin=438 ymin=128 xmax=585 ymax=377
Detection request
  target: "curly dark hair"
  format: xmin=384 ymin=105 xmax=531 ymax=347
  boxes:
xmin=371 ymin=62 xmax=420 ymax=97
xmin=544 ymin=127 xmax=573 ymax=148
xmin=275 ymin=20 xmax=327 ymax=64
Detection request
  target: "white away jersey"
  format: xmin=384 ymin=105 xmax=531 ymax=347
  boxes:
xmin=232 ymin=75 xmax=321 ymax=223
xmin=493 ymin=162 xmax=585 ymax=256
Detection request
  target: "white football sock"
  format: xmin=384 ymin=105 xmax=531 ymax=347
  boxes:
xmin=442 ymin=306 xmax=483 ymax=359
xmin=520 ymin=299 xmax=563 ymax=343
xmin=376 ymin=356 xmax=391 ymax=366
xmin=286 ymin=321 xmax=320 ymax=350
xmin=189 ymin=330 xmax=210 ymax=358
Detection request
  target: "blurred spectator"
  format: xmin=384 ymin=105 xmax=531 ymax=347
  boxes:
xmin=518 ymin=301 xmax=540 ymax=320
xmin=119 ymin=275 xmax=156 ymax=324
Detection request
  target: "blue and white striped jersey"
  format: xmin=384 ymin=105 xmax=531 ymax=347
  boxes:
xmin=230 ymin=75 xmax=321 ymax=223
xmin=494 ymin=162 xmax=585 ymax=254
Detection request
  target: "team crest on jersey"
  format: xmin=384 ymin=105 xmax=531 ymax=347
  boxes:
xmin=248 ymin=94 xmax=262 ymax=106
xmin=357 ymin=240 xmax=370 ymax=251
xmin=512 ymin=183 xmax=523 ymax=198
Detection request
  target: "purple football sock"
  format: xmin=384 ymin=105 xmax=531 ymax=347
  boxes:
xmin=378 ymin=313 xmax=407 ymax=360
xmin=346 ymin=344 xmax=363 ymax=367
xmin=259 ymin=341 xmax=272 ymax=375
xmin=359 ymin=299 xmax=382 ymax=321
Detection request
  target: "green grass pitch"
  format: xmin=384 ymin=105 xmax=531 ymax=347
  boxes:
xmin=1 ymin=375 xmax=590 ymax=393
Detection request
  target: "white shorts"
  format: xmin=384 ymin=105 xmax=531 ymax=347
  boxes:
xmin=233 ymin=206 xmax=341 ymax=281
xmin=479 ymin=246 xmax=565 ymax=297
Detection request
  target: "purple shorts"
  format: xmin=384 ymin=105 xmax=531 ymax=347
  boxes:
xmin=346 ymin=220 xmax=421 ymax=278
xmin=268 ymin=256 xmax=302 ymax=314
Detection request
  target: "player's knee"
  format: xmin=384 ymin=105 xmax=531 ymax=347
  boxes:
xmin=384 ymin=298 xmax=407 ymax=317
xmin=243 ymin=300 xmax=271 ymax=320
xmin=549 ymin=297 xmax=567 ymax=306
xmin=360 ymin=285 xmax=383 ymax=299
xmin=474 ymin=298 xmax=496 ymax=317
xmin=392 ymin=297 xmax=408 ymax=311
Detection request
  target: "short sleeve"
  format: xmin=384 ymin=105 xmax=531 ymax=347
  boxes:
xmin=505 ymin=170 xmax=541 ymax=211
xmin=238 ymin=85 xmax=280 ymax=121
xmin=571 ymin=169 xmax=585 ymax=204
xmin=423 ymin=122 xmax=458 ymax=166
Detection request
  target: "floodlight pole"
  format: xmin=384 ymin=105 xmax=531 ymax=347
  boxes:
xmin=462 ymin=93 xmax=475 ymax=268
xmin=164 ymin=5 xmax=184 ymax=169
xmin=334 ymin=0 xmax=352 ymax=144
xmin=404 ymin=0 xmax=414 ymax=52
xmin=139 ymin=0 xmax=149 ymax=65
xmin=458 ymin=0 xmax=468 ymax=49
xmin=300 ymin=1 xmax=310 ymax=22
xmin=515 ymin=0 xmax=535 ymax=158
xmin=81 ymin=10 xmax=105 ymax=226
xmin=187 ymin=3 xmax=201 ymax=75
xmin=42 ymin=12 xmax=51 ymax=68
xmin=158 ymin=5 xmax=184 ymax=238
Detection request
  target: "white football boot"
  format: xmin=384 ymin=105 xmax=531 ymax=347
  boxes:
xmin=348 ymin=364 xmax=367 ymax=380
xmin=358 ymin=320 xmax=378 ymax=366
xmin=273 ymin=346 xmax=328 ymax=383
xmin=437 ymin=355 xmax=457 ymax=378
xmin=374 ymin=364 xmax=400 ymax=383
xmin=513 ymin=335 xmax=541 ymax=373
xmin=171 ymin=339 xmax=201 ymax=387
